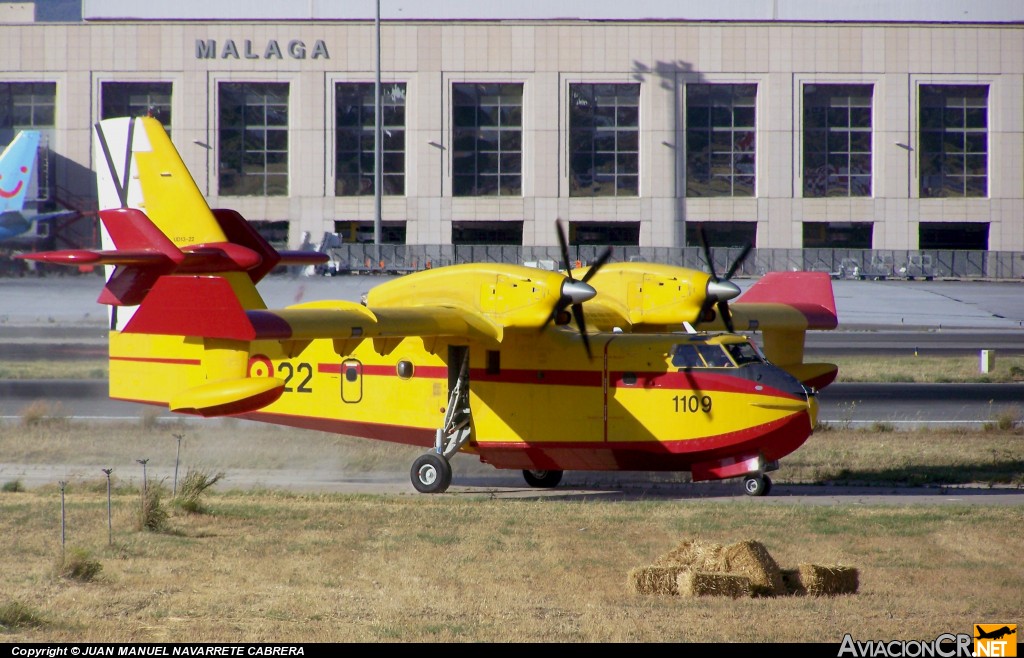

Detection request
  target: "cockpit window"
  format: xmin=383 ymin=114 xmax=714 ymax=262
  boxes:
xmin=671 ymin=344 xmax=704 ymax=368
xmin=725 ymin=342 xmax=765 ymax=366
xmin=697 ymin=344 xmax=733 ymax=367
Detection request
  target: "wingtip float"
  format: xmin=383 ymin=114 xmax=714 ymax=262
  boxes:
xmin=21 ymin=115 xmax=839 ymax=497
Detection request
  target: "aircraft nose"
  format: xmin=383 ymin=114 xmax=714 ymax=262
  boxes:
xmin=707 ymin=279 xmax=741 ymax=302
xmin=562 ymin=279 xmax=597 ymax=305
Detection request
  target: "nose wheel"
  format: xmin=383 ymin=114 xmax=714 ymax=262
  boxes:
xmin=411 ymin=453 xmax=453 ymax=494
xmin=743 ymin=474 xmax=772 ymax=497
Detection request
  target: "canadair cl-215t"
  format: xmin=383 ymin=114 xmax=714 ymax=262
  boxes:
xmin=20 ymin=117 xmax=839 ymax=496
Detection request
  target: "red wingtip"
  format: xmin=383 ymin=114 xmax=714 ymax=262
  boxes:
xmin=738 ymin=271 xmax=838 ymax=329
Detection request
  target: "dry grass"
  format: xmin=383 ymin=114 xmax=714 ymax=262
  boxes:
xmin=0 ymin=491 xmax=1019 ymax=642
xmin=831 ymin=354 xmax=1024 ymax=383
xmin=0 ymin=417 xmax=1020 ymax=642
xmin=0 ymin=360 xmax=108 ymax=380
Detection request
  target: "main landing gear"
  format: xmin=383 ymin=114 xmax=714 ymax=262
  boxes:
xmin=411 ymin=453 xmax=452 ymax=494
xmin=409 ymin=352 xmax=472 ymax=494
xmin=522 ymin=469 xmax=564 ymax=488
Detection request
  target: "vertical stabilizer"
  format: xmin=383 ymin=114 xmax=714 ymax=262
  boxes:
xmin=0 ymin=130 xmax=41 ymax=214
xmin=92 ymin=117 xmax=265 ymax=329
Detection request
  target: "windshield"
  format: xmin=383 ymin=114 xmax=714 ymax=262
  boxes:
xmin=725 ymin=341 xmax=765 ymax=366
xmin=672 ymin=343 xmax=735 ymax=368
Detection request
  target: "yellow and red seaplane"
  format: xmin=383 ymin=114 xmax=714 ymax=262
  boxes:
xmin=21 ymin=117 xmax=838 ymax=496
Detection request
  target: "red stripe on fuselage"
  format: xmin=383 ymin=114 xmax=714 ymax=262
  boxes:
xmin=110 ymin=356 xmax=202 ymax=366
xmin=317 ymin=363 xmax=448 ymax=378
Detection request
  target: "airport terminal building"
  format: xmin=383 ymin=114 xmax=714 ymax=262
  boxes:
xmin=1 ymin=0 xmax=1022 ymax=275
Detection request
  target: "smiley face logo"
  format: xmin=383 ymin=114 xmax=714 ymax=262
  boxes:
xmin=0 ymin=165 xmax=29 ymax=199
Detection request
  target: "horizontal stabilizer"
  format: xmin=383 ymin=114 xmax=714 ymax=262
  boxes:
xmin=212 ymin=208 xmax=327 ymax=282
xmin=169 ymin=377 xmax=285 ymax=417
xmin=17 ymin=249 xmax=173 ymax=266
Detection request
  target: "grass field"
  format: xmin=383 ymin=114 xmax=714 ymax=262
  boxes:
xmin=0 ymin=418 xmax=1022 ymax=642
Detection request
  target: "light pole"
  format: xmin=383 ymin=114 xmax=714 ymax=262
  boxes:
xmin=373 ymin=0 xmax=382 ymax=262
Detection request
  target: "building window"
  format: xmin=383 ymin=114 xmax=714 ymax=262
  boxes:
xmin=335 ymin=82 xmax=405 ymax=196
xmin=332 ymin=220 xmax=407 ymax=244
xmin=218 ymin=82 xmax=289 ymax=196
xmin=451 ymin=221 xmax=523 ymax=245
xmin=569 ymin=83 xmax=639 ymax=197
xmin=0 ymin=82 xmax=56 ymax=138
xmin=685 ymin=221 xmax=757 ymax=248
xmin=569 ymin=221 xmax=640 ymax=246
xmin=919 ymin=85 xmax=988 ymax=198
xmin=919 ymin=222 xmax=988 ymax=250
xmin=101 ymin=82 xmax=172 ymax=133
xmin=452 ymin=83 xmax=522 ymax=196
xmin=685 ymin=84 xmax=757 ymax=197
xmin=802 ymin=222 xmax=873 ymax=248
xmin=803 ymin=84 xmax=872 ymax=197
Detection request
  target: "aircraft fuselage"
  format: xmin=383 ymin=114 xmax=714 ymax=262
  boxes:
xmin=109 ymin=326 xmax=816 ymax=482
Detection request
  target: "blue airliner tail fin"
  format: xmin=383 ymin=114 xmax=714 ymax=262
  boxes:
xmin=0 ymin=130 xmax=41 ymax=214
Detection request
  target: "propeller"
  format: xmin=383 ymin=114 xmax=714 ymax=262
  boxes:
xmin=539 ymin=220 xmax=613 ymax=359
xmin=696 ymin=225 xmax=751 ymax=333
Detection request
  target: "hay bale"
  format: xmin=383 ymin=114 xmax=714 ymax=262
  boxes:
xmin=722 ymin=539 xmax=786 ymax=596
xmin=654 ymin=539 xmax=724 ymax=570
xmin=627 ymin=565 xmax=690 ymax=595
xmin=677 ymin=571 xmax=751 ymax=598
xmin=798 ymin=564 xmax=859 ymax=596
xmin=780 ymin=568 xmax=806 ymax=596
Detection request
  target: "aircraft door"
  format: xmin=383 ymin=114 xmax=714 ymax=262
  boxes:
xmin=340 ymin=359 xmax=363 ymax=403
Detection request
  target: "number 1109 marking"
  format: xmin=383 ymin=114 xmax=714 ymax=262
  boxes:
xmin=673 ymin=395 xmax=712 ymax=413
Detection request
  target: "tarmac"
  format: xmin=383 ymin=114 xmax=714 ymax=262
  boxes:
xmin=2 ymin=271 xmax=1023 ymax=332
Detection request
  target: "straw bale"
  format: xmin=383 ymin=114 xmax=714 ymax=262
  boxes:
xmin=654 ymin=539 xmax=724 ymax=571
xmin=722 ymin=539 xmax=786 ymax=596
xmin=798 ymin=564 xmax=859 ymax=596
xmin=627 ymin=565 xmax=690 ymax=595
xmin=677 ymin=571 xmax=751 ymax=598
xmin=780 ymin=568 xmax=807 ymax=596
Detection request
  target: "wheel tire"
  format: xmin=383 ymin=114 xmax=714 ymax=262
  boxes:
xmin=743 ymin=474 xmax=771 ymax=497
xmin=522 ymin=469 xmax=564 ymax=488
xmin=410 ymin=453 xmax=452 ymax=494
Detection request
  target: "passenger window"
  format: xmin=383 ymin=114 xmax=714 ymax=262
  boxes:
xmin=671 ymin=344 xmax=705 ymax=369
xmin=697 ymin=345 xmax=733 ymax=367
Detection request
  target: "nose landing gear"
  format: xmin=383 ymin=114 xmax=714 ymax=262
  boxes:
xmin=743 ymin=473 xmax=773 ymax=497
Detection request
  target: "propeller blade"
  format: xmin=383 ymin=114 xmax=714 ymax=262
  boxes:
xmin=724 ymin=243 xmax=753 ymax=280
xmin=572 ymin=303 xmax=592 ymax=360
xmin=716 ymin=300 xmax=735 ymax=333
xmin=698 ymin=224 xmax=719 ymax=281
xmin=581 ymin=246 xmax=613 ymax=283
